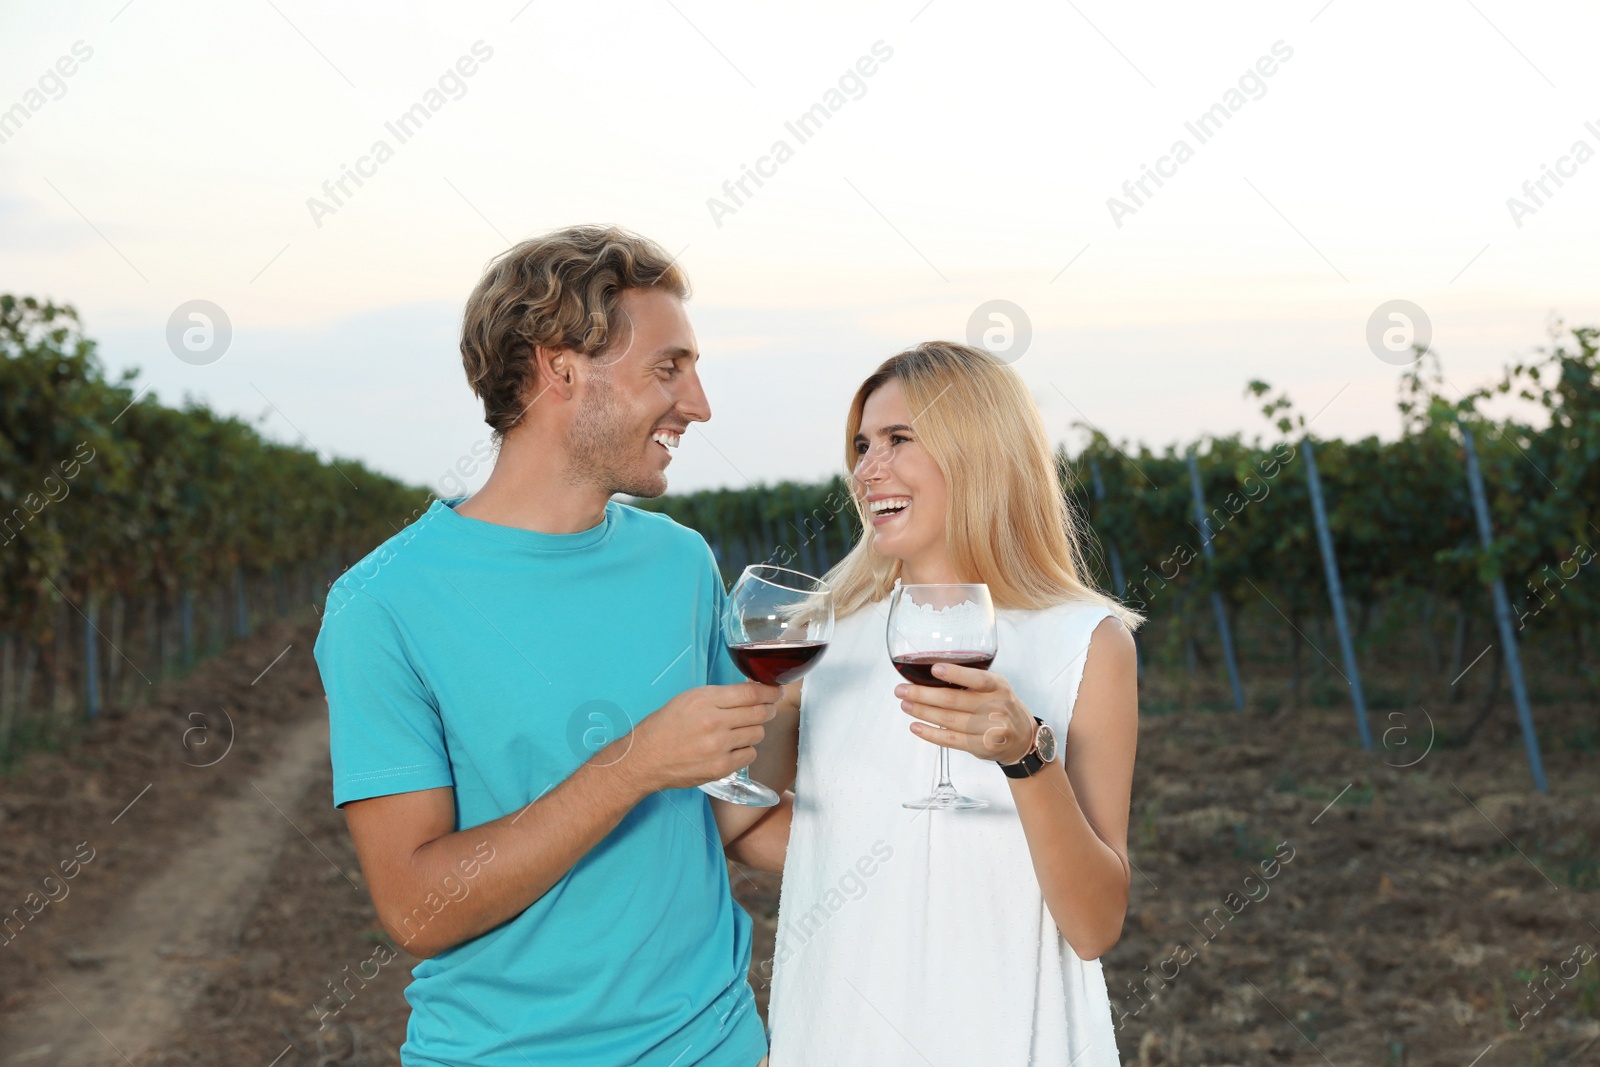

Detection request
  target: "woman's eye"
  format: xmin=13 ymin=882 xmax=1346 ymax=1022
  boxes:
xmin=891 ymin=434 xmax=910 ymax=445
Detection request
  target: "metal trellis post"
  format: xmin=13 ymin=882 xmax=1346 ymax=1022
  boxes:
xmin=1187 ymin=450 xmax=1246 ymax=710
xmin=1302 ymin=437 xmax=1372 ymax=749
xmin=1459 ymin=421 xmax=1548 ymax=793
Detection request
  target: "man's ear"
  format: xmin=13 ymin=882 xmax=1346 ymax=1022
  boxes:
xmin=532 ymin=345 xmax=577 ymax=401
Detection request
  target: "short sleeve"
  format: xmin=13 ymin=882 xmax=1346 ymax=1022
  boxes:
xmin=313 ymin=587 xmax=455 ymax=807
xmin=703 ymin=542 xmax=745 ymax=688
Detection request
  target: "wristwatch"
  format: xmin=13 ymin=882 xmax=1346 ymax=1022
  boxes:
xmin=1000 ymin=717 xmax=1058 ymax=779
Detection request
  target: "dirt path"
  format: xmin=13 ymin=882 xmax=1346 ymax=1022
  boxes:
xmin=3 ymin=613 xmax=1597 ymax=1065
xmin=0 ymin=711 xmax=332 ymax=1066
xmin=0 ymin=616 xmax=773 ymax=1067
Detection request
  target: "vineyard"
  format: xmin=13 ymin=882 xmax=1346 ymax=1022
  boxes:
xmin=634 ymin=325 xmax=1600 ymax=789
xmin=2 ymin=298 xmax=1597 ymax=1061
xmin=4 ymin=294 xmax=1597 ymax=786
xmin=0 ymin=295 xmax=422 ymax=764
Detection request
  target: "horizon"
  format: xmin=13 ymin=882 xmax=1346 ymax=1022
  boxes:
xmin=3 ymin=0 xmax=1596 ymax=496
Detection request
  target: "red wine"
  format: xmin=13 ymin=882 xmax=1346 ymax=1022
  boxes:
xmin=892 ymin=651 xmax=994 ymax=688
xmin=730 ymin=641 xmax=829 ymax=685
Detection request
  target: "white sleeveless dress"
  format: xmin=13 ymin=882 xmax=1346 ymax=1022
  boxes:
xmin=765 ymin=591 xmax=1123 ymax=1066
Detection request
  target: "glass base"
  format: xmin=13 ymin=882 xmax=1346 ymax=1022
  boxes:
xmin=700 ymin=773 xmax=780 ymax=807
xmin=903 ymin=785 xmax=988 ymax=811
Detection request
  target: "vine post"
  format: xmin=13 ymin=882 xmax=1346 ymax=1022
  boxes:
xmin=1302 ymin=437 xmax=1372 ymax=749
xmin=1459 ymin=420 xmax=1547 ymax=792
xmin=1186 ymin=449 xmax=1245 ymax=710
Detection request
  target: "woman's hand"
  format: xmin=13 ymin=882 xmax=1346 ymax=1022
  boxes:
xmin=896 ymin=663 xmax=1035 ymax=764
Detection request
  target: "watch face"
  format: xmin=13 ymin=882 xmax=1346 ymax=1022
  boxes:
xmin=1036 ymin=723 xmax=1058 ymax=763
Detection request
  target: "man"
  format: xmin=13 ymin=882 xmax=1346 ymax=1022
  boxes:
xmin=313 ymin=226 xmax=785 ymax=1066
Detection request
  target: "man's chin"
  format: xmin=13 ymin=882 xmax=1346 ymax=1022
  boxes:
xmin=611 ymin=470 xmax=669 ymax=500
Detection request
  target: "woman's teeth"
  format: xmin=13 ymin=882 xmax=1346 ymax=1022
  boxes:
xmin=870 ymin=497 xmax=911 ymax=516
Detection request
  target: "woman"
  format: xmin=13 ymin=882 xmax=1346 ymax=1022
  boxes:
xmin=745 ymin=341 xmax=1142 ymax=1065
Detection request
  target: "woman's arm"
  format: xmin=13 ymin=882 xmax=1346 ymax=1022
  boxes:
xmin=711 ymin=679 xmax=803 ymax=848
xmin=724 ymin=790 xmax=794 ymax=873
xmin=1007 ymin=617 xmax=1138 ymax=958
xmin=746 ymin=678 xmax=803 ymax=795
xmin=896 ymin=616 xmax=1139 ymax=959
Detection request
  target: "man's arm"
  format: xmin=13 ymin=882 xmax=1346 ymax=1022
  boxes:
xmin=344 ymin=681 xmax=778 ymax=959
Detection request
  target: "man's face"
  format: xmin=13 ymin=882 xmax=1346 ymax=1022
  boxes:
xmin=563 ymin=287 xmax=709 ymax=499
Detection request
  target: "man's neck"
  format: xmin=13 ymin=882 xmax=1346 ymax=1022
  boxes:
xmin=453 ymin=432 xmax=611 ymax=535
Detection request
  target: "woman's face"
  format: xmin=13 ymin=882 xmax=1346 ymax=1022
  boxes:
xmin=851 ymin=379 xmax=949 ymax=567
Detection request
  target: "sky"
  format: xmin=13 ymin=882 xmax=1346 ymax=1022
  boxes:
xmin=2 ymin=0 xmax=1597 ymax=497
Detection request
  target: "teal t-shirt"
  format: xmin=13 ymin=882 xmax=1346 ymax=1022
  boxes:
xmin=311 ymin=497 xmax=764 ymax=1067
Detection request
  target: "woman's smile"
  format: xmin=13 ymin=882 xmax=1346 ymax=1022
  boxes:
xmin=868 ymin=494 xmax=912 ymax=526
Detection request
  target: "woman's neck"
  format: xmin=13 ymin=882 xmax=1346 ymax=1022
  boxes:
xmin=899 ymin=552 xmax=964 ymax=586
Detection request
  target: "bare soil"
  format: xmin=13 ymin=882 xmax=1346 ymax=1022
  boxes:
xmin=2 ymin=617 xmax=1597 ymax=1065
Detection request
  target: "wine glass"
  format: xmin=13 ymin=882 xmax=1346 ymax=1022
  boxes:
xmin=700 ymin=564 xmax=835 ymax=807
xmin=889 ymin=583 xmax=997 ymax=811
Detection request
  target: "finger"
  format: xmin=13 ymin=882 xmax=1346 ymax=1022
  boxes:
xmin=893 ymin=682 xmax=982 ymax=712
xmin=909 ymin=721 xmax=968 ymax=750
xmin=726 ymin=702 xmax=778 ymax=727
xmin=899 ymin=701 xmax=975 ymax=733
xmin=718 ymin=681 xmax=783 ymax=706
xmin=726 ymin=724 xmax=767 ymax=749
xmin=929 ymin=661 xmax=1000 ymax=691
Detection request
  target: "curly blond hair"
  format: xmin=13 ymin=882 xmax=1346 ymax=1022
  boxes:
xmin=459 ymin=225 xmax=688 ymax=440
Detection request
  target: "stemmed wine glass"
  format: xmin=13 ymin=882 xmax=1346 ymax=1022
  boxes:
xmin=700 ymin=564 xmax=835 ymax=807
xmin=888 ymin=583 xmax=997 ymax=811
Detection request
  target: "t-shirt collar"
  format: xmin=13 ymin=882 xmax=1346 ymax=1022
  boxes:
xmin=434 ymin=496 xmax=616 ymax=553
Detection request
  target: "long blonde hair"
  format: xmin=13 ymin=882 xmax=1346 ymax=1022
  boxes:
xmin=825 ymin=341 xmax=1144 ymax=631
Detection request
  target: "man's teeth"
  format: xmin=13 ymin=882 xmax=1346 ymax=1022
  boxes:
xmin=869 ymin=497 xmax=911 ymax=514
xmin=651 ymin=431 xmax=680 ymax=449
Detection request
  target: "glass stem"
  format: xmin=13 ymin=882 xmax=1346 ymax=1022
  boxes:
xmin=936 ymin=746 xmax=954 ymax=791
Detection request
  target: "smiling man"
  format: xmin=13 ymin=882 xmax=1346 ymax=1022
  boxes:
xmin=312 ymin=226 xmax=779 ymax=1066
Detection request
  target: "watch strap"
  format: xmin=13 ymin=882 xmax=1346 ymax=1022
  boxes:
xmin=1000 ymin=717 xmax=1048 ymax=779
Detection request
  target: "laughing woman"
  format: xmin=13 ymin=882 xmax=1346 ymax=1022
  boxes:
xmin=732 ymin=342 xmax=1142 ymax=1065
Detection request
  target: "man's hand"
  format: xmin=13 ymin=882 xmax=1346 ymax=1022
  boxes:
xmin=343 ymin=682 xmax=778 ymax=960
xmin=623 ymin=682 xmax=781 ymax=795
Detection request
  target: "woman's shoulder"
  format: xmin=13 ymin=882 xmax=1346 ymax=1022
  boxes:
xmin=1003 ymin=597 xmax=1124 ymax=658
xmin=1006 ymin=595 xmax=1120 ymax=629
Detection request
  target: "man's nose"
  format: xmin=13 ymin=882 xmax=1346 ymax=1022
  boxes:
xmin=678 ymin=366 xmax=711 ymax=423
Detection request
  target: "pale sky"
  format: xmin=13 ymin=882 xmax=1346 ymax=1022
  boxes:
xmin=3 ymin=0 xmax=1597 ymax=496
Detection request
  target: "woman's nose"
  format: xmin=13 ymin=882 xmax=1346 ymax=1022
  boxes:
xmin=854 ymin=444 xmax=890 ymax=481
